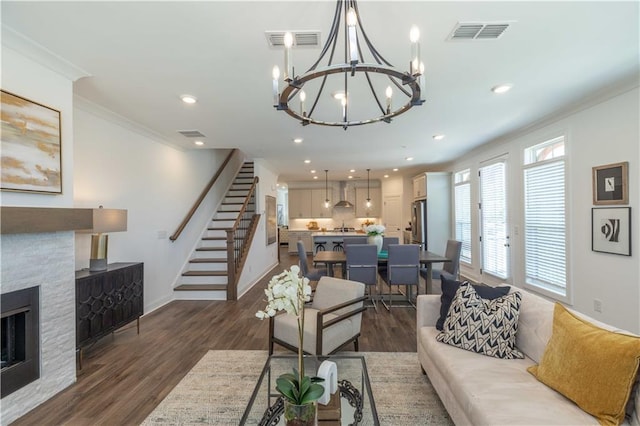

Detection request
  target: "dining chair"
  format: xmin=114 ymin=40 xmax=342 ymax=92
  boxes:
xmin=420 ymin=240 xmax=462 ymax=293
xmin=381 ymin=237 xmax=399 ymax=252
xmin=297 ymin=241 xmax=327 ymax=281
xmin=343 ymin=236 xmax=368 ymax=252
xmin=381 ymin=244 xmax=420 ymax=310
xmin=345 ymin=244 xmax=379 ymax=311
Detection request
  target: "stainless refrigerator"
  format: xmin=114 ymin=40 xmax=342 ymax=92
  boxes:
xmin=411 ymin=200 xmax=428 ymax=250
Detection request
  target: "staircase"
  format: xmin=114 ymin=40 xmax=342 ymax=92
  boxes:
xmin=174 ymin=162 xmax=256 ymax=300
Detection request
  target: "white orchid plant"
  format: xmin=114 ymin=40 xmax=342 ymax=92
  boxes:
xmin=365 ymin=224 xmax=385 ymax=236
xmin=256 ymin=266 xmax=324 ymax=406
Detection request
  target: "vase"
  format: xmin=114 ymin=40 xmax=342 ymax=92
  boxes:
xmin=368 ymin=234 xmax=383 ymax=254
xmin=284 ymin=400 xmax=317 ymax=426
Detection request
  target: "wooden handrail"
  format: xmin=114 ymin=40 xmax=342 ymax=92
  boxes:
xmin=170 ymin=149 xmax=236 ymax=241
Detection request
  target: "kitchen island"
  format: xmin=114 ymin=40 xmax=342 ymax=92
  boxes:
xmin=311 ymin=231 xmax=367 ymax=251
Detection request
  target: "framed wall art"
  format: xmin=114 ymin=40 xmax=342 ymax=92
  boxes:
xmin=1 ymin=90 xmax=62 ymax=194
xmin=266 ymin=195 xmax=277 ymax=245
xmin=592 ymin=207 xmax=631 ymax=256
xmin=592 ymin=162 xmax=628 ymax=205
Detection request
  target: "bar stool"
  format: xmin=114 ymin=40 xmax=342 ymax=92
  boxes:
xmin=314 ymin=240 xmax=327 ymax=267
xmin=332 ymin=241 xmax=344 ymax=252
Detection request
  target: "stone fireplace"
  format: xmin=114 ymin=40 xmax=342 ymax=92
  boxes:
xmin=1 ymin=229 xmax=77 ymax=424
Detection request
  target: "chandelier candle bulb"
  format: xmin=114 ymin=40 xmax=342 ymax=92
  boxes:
xmin=385 ymin=86 xmax=393 ymax=112
xmin=272 ymin=66 xmax=280 ymax=105
xmin=283 ymin=32 xmax=293 ymax=82
xmin=410 ymin=26 xmax=420 ymax=75
xmin=299 ymin=90 xmax=306 ymax=116
xmin=347 ymin=8 xmax=359 ymax=64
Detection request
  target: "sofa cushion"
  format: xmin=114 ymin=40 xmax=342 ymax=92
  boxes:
xmin=437 ymin=275 xmax=511 ymax=330
xmin=436 ymin=282 xmax=524 ymax=359
xmin=528 ymin=303 xmax=640 ymax=426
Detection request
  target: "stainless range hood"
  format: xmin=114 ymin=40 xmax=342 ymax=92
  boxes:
xmin=334 ymin=181 xmax=354 ymax=209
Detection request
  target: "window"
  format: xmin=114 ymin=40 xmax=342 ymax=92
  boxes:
xmin=454 ymin=169 xmax=472 ymax=264
xmin=523 ymin=136 xmax=566 ymax=296
xmin=479 ymin=160 xmax=509 ymax=279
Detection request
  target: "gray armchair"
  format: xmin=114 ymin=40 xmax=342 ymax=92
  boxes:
xmin=346 ymin=244 xmax=379 ymax=310
xmin=269 ymin=276 xmax=366 ymax=355
xmin=381 ymin=244 xmax=420 ymax=310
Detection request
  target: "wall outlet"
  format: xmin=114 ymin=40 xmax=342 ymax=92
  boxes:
xmin=593 ymin=299 xmax=602 ymax=313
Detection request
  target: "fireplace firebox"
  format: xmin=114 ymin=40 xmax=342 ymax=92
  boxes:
xmin=1 ymin=286 xmax=40 ymax=398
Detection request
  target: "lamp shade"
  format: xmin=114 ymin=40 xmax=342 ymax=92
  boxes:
xmin=91 ymin=209 xmax=127 ymax=233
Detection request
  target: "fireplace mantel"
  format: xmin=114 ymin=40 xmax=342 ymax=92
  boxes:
xmin=1 ymin=207 xmax=95 ymax=234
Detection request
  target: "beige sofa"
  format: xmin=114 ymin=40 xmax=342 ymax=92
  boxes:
xmin=417 ymin=287 xmax=640 ymax=426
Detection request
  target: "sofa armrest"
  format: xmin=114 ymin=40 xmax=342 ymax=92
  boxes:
xmin=417 ymin=294 xmax=441 ymax=328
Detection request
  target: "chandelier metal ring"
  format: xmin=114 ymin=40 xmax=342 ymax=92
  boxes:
xmin=277 ymin=63 xmax=423 ymax=127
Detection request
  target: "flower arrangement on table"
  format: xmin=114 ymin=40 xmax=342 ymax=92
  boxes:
xmin=256 ymin=266 xmax=324 ymax=423
xmin=365 ymin=224 xmax=385 ymax=236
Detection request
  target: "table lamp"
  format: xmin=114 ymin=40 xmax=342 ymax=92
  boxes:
xmin=89 ymin=207 xmax=127 ymax=271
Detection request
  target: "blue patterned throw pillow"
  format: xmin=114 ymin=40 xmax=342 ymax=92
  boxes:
xmin=436 ymin=281 xmax=524 ymax=359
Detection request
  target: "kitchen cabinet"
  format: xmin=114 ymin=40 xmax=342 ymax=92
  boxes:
xmin=310 ymin=189 xmax=332 ymax=218
xmin=288 ymin=189 xmax=312 ymax=218
xmin=413 ymin=174 xmax=427 ymax=200
xmin=288 ymin=230 xmax=313 ymax=253
xmin=354 ymin=187 xmax=381 ymax=218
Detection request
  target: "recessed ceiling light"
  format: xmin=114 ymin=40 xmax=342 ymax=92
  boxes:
xmin=310 ymin=170 xmax=316 ymax=174
xmin=313 ymin=176 xmax=318 ymax=179
xmin=384 ymin=174 xmax=389 ymax=178
xmin=294 ymin=138 xmax=303 ymax=144
xmin=491 ymin=84 xmax=513 ymax=94
xmin=405 ymin=157 xmax=414 ymax=161
xmin=194 ymin=140 xmax=204 ymax=146
xmin=393 ymin=168 xmax=398 ymax=172
xmin=180 ymin=94 xmax=197 ymax=104
xmin=433 ymin=134 xmax=446 ymax=140
xmin=348 ymin=175 xmax=353 ymax=179
xmin=349 ymin=169 xmax=355 ymax=173
xmin=304 ymin=160 xmax=311 ymax=164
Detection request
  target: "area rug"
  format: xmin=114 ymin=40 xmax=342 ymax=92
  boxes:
xmin=141 ymin=350 xmax=452 ymax=425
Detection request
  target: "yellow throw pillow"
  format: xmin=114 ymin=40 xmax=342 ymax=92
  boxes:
xmin=528 ymin=303 xmax=640 ymax=426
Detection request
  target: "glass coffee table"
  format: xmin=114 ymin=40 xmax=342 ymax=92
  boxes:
xmin=240 ymin=354 xmax=379 ymax=425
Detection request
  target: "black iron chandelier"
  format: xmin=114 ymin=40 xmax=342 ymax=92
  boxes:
xmin=271 ymin=0 xmax=424 ymax=130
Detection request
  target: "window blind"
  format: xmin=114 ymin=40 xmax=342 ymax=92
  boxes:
xmin=524 ymin=159 xmax=566 ymax=294
xmin=480 ymin=161 xmax=508 ymax=279
xmin=454 ymin=182 xmax=472 ymax=263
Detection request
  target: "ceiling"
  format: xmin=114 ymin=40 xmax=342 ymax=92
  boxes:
xmin=2 ymin=1 xmax=638 ymax=182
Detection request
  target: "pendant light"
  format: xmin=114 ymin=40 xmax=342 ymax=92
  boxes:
xmin=324 ymin=170 xmax=330 ymax=208
xmin=366 ymin=169 xmax=372 ymax=208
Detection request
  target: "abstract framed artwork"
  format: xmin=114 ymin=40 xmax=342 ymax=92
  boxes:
xmin=266 ymin=195 xmax=277 ymax=245
xmin=592 ymin=162 xmax=628 ymax=205
xmin=1 ymin=90 xmax=62 ymax=194
xmin=592 ymin=207 xmax=631 ymax=256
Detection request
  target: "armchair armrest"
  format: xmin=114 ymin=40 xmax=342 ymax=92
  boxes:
xmin=316 ymin=295 xmax=367 ymax=355
xmin=416 ymin=294 xmax=440 ymax=328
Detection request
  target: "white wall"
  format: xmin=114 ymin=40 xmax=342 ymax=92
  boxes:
xmin=237 ymin=159 xmax=279 ymax=297
xmin=73 ymin=107 xmax=237 ymax=312
xmin=450 ymin=86 xmax=639 ymax=332
xmin=0 ymin=47 xmax=74 ymax=207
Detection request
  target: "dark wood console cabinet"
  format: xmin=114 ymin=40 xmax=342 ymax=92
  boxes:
xmin=75 ymin=263 xmax=144 ymax=358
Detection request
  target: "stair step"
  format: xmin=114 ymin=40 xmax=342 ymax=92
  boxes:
xmin=174 ymin=284 xmax=227 ymax=291
xmin=202 ymin=237 xmax=226 ymax=241
xmin=208 ymin=227 xmax=231 ymax=231
xmin=196 ymin=247 xmax=226 ymax=251
xmin=221 ymin=202 xmax=254 ymax=206
xmin=182 ymin=271 xmax=227 ymax=277
xmin=189 ymin=258 xmax=227 ymax=263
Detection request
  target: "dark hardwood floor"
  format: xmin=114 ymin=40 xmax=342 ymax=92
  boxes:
xmin=13 ymin=246 xmax=418 ymax=426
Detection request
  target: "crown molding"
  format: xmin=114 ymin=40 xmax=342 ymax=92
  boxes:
xmin=2 ymin=26 xmax=91 ymax=82
xmin=74 ymin=95 xmax=183 ymax=151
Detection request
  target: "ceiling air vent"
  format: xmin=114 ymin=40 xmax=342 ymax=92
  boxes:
xmin=265 ymin=31 xmax=321 ymax=48
xmin=448 ymin=22 xmax=511 ymax=40
xmin=177 ymin=130 xmax=206 ymax=138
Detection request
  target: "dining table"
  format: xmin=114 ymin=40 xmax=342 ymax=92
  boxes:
xmin=313 ymin=249 xmax=452 ymax=294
